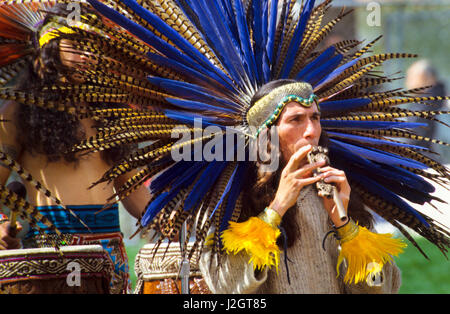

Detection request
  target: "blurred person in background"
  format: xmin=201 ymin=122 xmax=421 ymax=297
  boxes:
xmin=405 ymin=59 xmax=449 ymax=163
xmin=0 ymin=3 xmax=151 ymax=293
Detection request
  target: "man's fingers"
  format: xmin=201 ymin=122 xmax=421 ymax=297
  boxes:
xmin=320 ymin=168 xmax=351 ymax=195
xmin=320 ymin=168 xmax=346 ymax=181
xmin=296 ymin=173 xmax=324 ymax=187
xmin=293 ymin=160 xmax=326 ymax=178
xmin=285 ymin=144 xmax=313 ymax=173
xmin=323 ymin=175 xmax=346 ymax=184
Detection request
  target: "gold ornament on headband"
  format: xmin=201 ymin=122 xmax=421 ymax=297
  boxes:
xmin=246 ymin=82 xmax=318 ymax=137
xmin=38 ymin=15 xmax=105 ymax=48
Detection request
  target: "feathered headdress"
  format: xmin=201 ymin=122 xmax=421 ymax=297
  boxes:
xmin=1 ymin=0 xmax=450 ymax=283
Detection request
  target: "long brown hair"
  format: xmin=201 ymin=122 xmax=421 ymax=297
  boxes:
xmin=241 ymin=79 xmax=373 ymax=248
xmin=15 ymin=3 xmax=133 ymax=165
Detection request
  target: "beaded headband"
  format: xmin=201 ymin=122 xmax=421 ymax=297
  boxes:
xmin=255 ymin=94 xmax=319 ymax=136
xmin=246 ymin=82 xmax=319 ymax=137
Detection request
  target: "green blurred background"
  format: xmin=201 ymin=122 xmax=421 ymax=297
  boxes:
xmin=394 ymin=236 xmax=450 ymax=294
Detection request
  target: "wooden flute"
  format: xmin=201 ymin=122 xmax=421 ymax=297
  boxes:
xmin=307 ymin=146 xmax=348 ymax=222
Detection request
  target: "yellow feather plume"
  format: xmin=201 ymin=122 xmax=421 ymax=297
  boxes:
xmin=221 ymin=217 xmax=281 ymax=271
xmin=336 ymin=221 xmax=407 ymax=284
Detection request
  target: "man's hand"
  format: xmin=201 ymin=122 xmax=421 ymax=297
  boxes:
xmin=319 ymin=166 xmax=351 ymax=227
xmin=269 ymin=144 xmax=326 ymax=217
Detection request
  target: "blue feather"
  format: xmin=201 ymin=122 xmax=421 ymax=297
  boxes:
xmin=329 ymin=142 xmax=430 ymax=225
xmin=213 ymin=0 xmax=239 ymax=41
xmin=88 ymin=0 xmax=236 ymax=92
xmin=150 ymin=161 xmax=195 ymax=193
xmin=251 ymin=0 xmax=272 ymax=83
xmin=141 ymin=191 xmax=171 ymax=226
xmin=208 ymin=162 xmax=241 ymax=220
xmin=329 ymin=142 xmax=434 ymax=194
xmin=347 ymin=171 xmax=429 ymax=226
xmin=187 ymin=0 xmax=247 ymax=86
xmin=209 ymin=0 xmax=250 ymax=82
xmin=146 ymin=52 xmax=235 ymax=92
xmin=304 ymin=54 xmax=344 ymax=87
xmin=252 ymin=0 xmax=264 ymax=84
xmin=273 ymin=0 xmax=293 ymax=68
xmin=315 ymin=58 xmax=360 ymax=90
xmin=261 ymin=0 xmax=269 ymax=44
xmin=215 ymin=1 xmax=244 ymax=68
xmin=119 ymin=0 xmax=232 ymax=87
xmin=378 ymin=164 xmax=436 ymax=195
xmin=169 ymin=161 xmax=208 ymax=191
xmin=295 ymin=46 xmax=337 ymax=80
xmin=319 ymin=98 xmax=372 ymax=112
xmin=173 ymin=0 xmax=207 ymax=36
xmin=266 ymin=0 xmax=279 ymax=65
xmin=165 ymin=97 xmax=236 ymax=114
xmin=232 ymin=0 xmax=258 ymax=83
xmin=144 ymin=161 xmax=211 ymax=226
xmin=337 ymin=164 xmax=434 ymax=206
xmin=147 ymin=76 xmax=239 ymax=110
xmin=279 ymin=0 xmax=316 ymax=78
xmin=219 ymin=162 xmax=249 ymax=232
xmin=163 ymin=109 xmax=232 ymax=128
xmin=330 ymin=139 xmax=428 ymax=169
xmin=327 ymin=131 xmax=429 ymax=151
xmin=217 ymin=0 xmax=233 ymax=24
xmin=261 ymin=0 xmax=271 ymax=83
xmin=86 ymin=0 xmax=205 ymax=76
xmin=321 ymin=120 xmax=428 ymax=130
xmin=184 ymin=161 xmax=228 ymax=212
